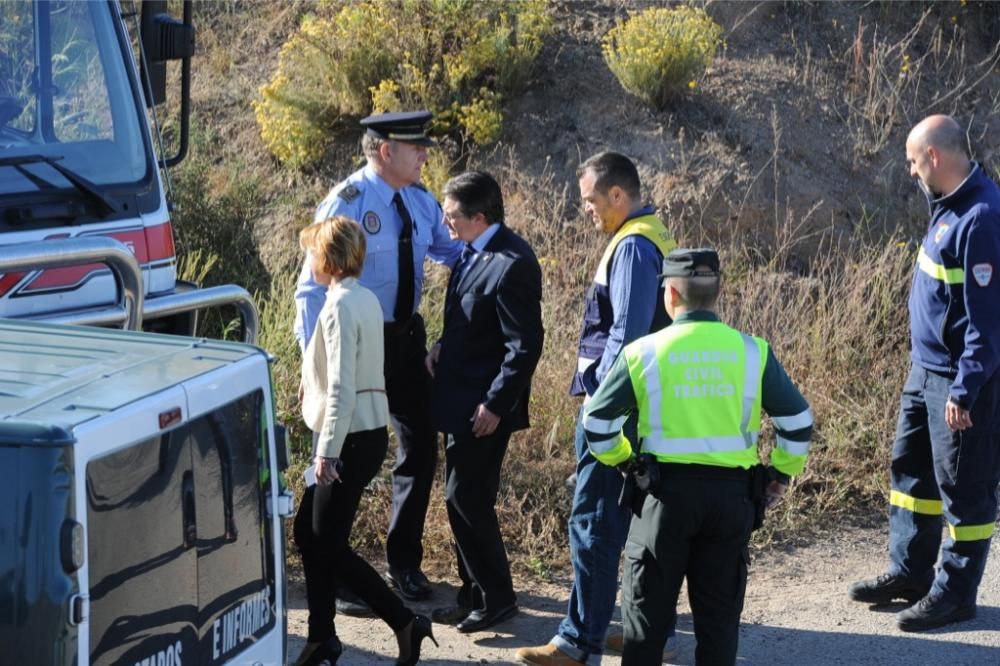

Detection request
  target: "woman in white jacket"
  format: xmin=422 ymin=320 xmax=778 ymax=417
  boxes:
xmin=293 ymin=216 xmax=435 ymax=666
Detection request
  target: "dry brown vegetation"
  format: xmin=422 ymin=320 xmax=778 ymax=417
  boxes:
xmin=173 ymin=1 xmax=1000 ymax=576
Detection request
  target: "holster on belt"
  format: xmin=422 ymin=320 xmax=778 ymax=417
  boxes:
xmin=618 ymin=453 xmax=660 ymax=517
xmin=748 ymin=464 xmax=776 ymax=531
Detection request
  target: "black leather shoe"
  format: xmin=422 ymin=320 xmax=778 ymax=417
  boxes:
xmin=431 ymin=604 xmax=471 ymax=625
xmin=293 ymin=636 xmax=343 ymax=666
xmin=386 ymin=569 xmax=433 ymax=601
xmin=335 ymin=589 xmax=374 ymax=618
xmin=455 ymin=604 xmax=518 ymax=633
xmin=849 ymin=573 xmax=930 ymax=605
xmin=897 ymin=594 xmax=976 ymax=632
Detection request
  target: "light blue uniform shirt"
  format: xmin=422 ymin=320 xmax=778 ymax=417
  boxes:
xmin=294 ymin=164 xmax=462 ymax=350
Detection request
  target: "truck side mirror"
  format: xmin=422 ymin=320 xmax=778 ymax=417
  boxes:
xmin=139 ymin=0 xmax=195 ymax=167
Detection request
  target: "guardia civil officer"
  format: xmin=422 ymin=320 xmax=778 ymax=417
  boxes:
xmin=583 ymin=249 xmax=813 ymax=665
xmin=295 ymin=111 xmax=462 ymax=611
xmin=849 ymin=115 xmax=1000 ymax=631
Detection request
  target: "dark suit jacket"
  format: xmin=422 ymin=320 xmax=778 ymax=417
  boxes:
xmin=430 ymin=224 xmax=544 ymax=436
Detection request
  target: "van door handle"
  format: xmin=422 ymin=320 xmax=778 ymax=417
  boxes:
xmin=182 ymin=470 xmax=196 ymax=549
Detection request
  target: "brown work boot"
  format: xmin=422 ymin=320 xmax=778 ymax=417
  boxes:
xmin=515 ymin=643 xmax=584 ymax=665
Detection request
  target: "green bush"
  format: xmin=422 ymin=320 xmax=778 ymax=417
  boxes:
xmin=602 ymin=6 xmax=724 ymax=109
xmin=254 ymin=0 xmax=553 ymax=169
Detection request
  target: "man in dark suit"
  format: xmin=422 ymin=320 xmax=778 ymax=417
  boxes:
xmin=425 ymin=170 xmax=544 ymax=633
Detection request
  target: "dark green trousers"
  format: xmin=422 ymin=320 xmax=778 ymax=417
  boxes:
xmin=621 ymin=465 xmax=755 ymax=666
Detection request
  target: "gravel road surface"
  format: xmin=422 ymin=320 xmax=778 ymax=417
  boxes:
xmin=287 ymin=524 xmax=1000 ymax=665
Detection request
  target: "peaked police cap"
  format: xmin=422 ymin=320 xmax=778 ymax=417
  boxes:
xmin=360 ymin=111 xmax=435 ymax=146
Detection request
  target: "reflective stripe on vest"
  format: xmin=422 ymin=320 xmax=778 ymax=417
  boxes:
xmin=772 ymin=408 xmax=813 ymax=431
xmin=917 ymin=246 xmax=964 ymax=284
xmin=626 ymin=322 xmax=766 ymax=463
xmin=582 ymin=412 xmax=627 ymax=436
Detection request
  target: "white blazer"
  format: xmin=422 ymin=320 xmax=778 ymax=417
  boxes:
xmin=301 ymin=276 xmax=389 ymax=458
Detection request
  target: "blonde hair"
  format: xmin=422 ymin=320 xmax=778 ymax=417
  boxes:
xmin=300 ymin=215 xmax=367 ymax=278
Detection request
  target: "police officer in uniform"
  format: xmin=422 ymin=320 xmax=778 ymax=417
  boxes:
xmin=295 ymin=111 xmax=462 ymax=610
xmin=583 ymin=249 xmax=813 ymax=665
xmin=849 ymin=115 xmax=1000 ymax=631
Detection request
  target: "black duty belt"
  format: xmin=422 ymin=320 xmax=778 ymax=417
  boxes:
xmin=657 ymin=462 xmax=753 ymax=481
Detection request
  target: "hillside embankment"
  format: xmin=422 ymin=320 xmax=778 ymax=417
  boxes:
xmin=177 ymin=1 xmax=1000 ymax=580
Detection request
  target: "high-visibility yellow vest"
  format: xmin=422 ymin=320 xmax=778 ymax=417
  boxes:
xmin=596 ymin=320 xmax=768 ymax=468
xmin=571 ymin=214 xmax=676 ymax=395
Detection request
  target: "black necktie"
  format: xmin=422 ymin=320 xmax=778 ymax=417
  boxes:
xmin=392 ymin=193 xmax=415 ymax=323
xmin=448 ymin=244 xmax=475 ymax=303
xmin=458 ymin=243 xmax=475 ymax=275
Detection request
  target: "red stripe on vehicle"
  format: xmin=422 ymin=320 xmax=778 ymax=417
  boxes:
xmin=0 ymin=272 xmax=26 ymax=297
xmin=144 ymin=221 xmax=176 ymax=262
xmin=24 ymin=229 xmax=147 ymax=291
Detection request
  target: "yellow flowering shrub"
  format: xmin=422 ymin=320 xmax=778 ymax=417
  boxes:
xmin=255 ymin=0 xmax=553 ymax=169
xmin=603 ymin=6 xmax=724 ymax=109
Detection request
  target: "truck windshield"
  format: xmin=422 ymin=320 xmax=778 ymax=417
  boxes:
xmin=0 ymin=0 xmax=148 ymax=196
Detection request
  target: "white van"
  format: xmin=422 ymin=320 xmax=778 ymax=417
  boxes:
xmin=0 ymin=318 xmax=292 ymax=665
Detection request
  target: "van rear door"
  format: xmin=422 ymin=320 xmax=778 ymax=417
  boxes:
xmin=80 ymin=385 xmax=198 ymax=666
xmin=0 ymin=424 xmax=77 ymax=666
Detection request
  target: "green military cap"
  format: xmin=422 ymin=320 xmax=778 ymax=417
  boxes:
xmin=658 ymin=248 xmax=721 ymax=278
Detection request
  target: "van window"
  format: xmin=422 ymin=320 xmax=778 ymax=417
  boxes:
xmin=86 ymin=389 xmax=275 ymax=666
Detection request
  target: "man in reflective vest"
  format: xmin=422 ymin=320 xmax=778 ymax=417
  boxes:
xmin=849 ymin=115 xmax=1000 ymax=631
xmin=517 ymin=152 xmax=677 ymax=666
xmin=584 ymin=248 xmax=813 ymax=665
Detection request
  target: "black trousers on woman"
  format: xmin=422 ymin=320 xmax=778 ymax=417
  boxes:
xmin=293 ymin=427 xmax=412 ymax=642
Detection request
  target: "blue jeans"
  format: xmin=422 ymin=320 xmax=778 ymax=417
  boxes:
xmin=554 ymin=406 xmax=674 ymax=663
xmin=888 ymin=363 xmax=1000 ymax=607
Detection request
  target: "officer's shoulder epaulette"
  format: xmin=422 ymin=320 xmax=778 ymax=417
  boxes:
xmin=337 ymin=183 xmax=362 ymax=203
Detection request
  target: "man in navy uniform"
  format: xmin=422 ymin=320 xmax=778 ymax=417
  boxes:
xmin=850 ymin=115 xmax=1000 ymax=631
xmin=295 ymin=111 xmax=462 ymax=612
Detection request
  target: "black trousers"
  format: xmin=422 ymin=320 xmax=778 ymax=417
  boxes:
xmin=293 ymin=427 xmax=411 ymax=642
xmin=384 ymin=315 xmax=437 ymax=571
xmin=444 ymin=429 xmax=516 ymax=613
xmin=622 ymin=465 xmax=755 ymax=666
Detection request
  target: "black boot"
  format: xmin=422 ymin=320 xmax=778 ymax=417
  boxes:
xmin=293 ymin=636 xmax=343 ymax=666
xmin=849 ymin=573 xmax=930 ymax=605
xmin=897 ymin=594 xmax=976 ymax=632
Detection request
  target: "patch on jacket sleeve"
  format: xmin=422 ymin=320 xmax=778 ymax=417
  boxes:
xmin=972 ymin=263 xmax=993 ymax=287
xmin=337 ymin=184 xmax=362 ymax=202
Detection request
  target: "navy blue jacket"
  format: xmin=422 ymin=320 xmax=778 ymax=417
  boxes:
xmin=430 ymin=224 xmax=544 ymax=435
xmin=909 ymin=164 xmax=1000 ymax=409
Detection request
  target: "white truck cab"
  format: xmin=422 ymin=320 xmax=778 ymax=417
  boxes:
xmin=0 ymin=318 xmax=292 ymax=665
xmin=0 ymin=0 xmax=254 ymax=337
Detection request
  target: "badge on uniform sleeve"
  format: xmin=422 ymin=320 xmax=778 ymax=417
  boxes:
xmin=934 ymin=223 xmax=950 ymax=243
xmin=362 ymin=211 xmax=381 ymax=234
xmin=337 ymin=184 xmax=361 ymax=203
xmin=972 ymin=263 xmax=993 ymax=287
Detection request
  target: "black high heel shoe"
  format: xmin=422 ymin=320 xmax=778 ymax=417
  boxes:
xmin=294 ymin=636 xmax=343 ymax=666
xmin=395 ymin=614 xmax=438 ymax=666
